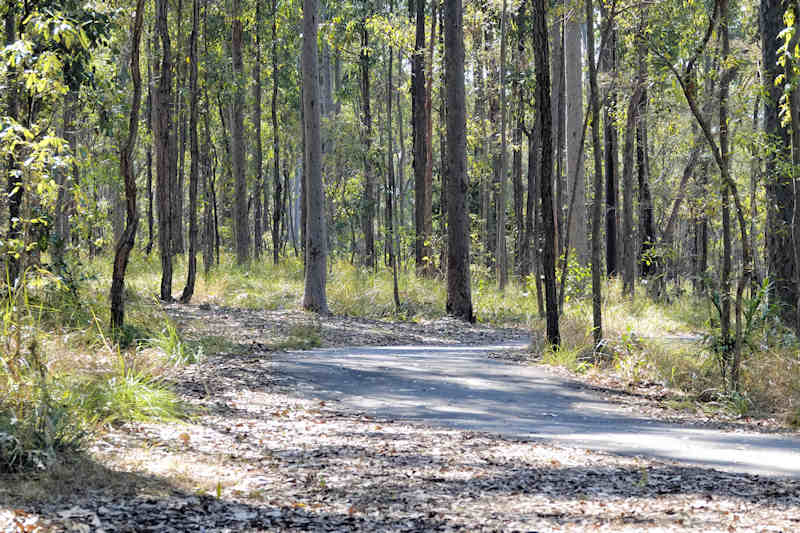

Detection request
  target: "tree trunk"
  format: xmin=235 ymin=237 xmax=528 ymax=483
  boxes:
xmin=4 ymin=10 xmax=21 ymax=287
xmin=412 ymin=0 xmax=431 ymax=274
xmin=475 ymin=27 xmax=490 ymax=263
xmin=360 ymin=23 xmax=375 ymax=268
xmin=180 ymin=0 xmax=200 ymax=303
xmin=601 ymin=4 xmax=618 ymax=277
xmin=302 ymin=0 xmax=328 ymax=314
xmin=496 ymin=0 xmax=509 ymax=289
xmin=444 ymin=0 xmax=473 ymax=322
xmin=549 ymin=13 xmax=563 ymax=258
xmin=621 ymin=88 xmax=640 ymax=297
xmin=145 ymin=54 xmax=155 ymax=256
xmin=271 ymin=0 xmax=283 ymax=265
xmin=171 ymin=0 xmax=186 ymax=257
xmin=386 ymin=8 xmax=400 ymax=310
xmin=787 ymin=0 xmax=800 ymax=337
xmin=231 ymin=0 xmax=249 ymax=264
xmin=533 ymin=0 xmax=560 ymax=345
xmin=511 ymin=17 xmax=524 ymax=277
xmin=252 ymin=0 xmax=264 ymax=260
xmin=110 ymin=0 xmax=145 ymax=331
xmin=154 ymin=0 xmax=173 ymax=301
xmin=54 ymin=89 xmax=78 ymax=266
xmin=761 ymin=0 xmax=795 ymax=325
xmin=426 ymin=1 xmax=437 ymax=272
xmin=586 ymin=0 xmax=603 ymax=349
xmin=565 ymin=0 xmax=586 ymax=264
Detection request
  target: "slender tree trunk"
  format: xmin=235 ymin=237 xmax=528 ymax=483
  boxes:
xmin=511 ymin=16 xmax=524 ymax=277
xmin=425 ymin=1 xmax=437 ymax=273
xmin=444 ymin=0 xmax=473 ymax=322
xmin=533 ymin=0 xmax=560 ymax=345
xmin=761 ymin=0 xmax=794 ymax=324
xmin=252 ymin=0 xmax=264 ymax=260
xmin=231 ymin=0 xmax=248 ymax=264
xmin=171 ymin=0 xmax=186 ymax=257
xmin=180 ymin=0 xmax=200 ymax=303
xmin=271 ymin=0 xmax=283 ymax=264
xmin=154 ymin=0 xmax=173 ymax=301
xmin=412 ymin=0 xmax=431 ymax=274
xmin=110 ymin=0 xmax=145 ymax=331
xmin=386 ymin=10 xmax=400 ymax=310
xmin=549 ymin=13 xmax=563 ymax=258
xmin=621 ymin=88 xmax=640 ymax=297
xmin=496 ymin=0 xmax=509 ymax=289
xmin=565 ymin=0 xmax=586 ymax=264
xmin=360 ymin=23 xmax=375 ymax=268
xmin=586 ymin=0 xmax=603 ymax=348
xmin=302 ymin=0 xmax=328 ymax=313
xmin=787 ymin=0 xmax=800 ymax=337
xmin=474 ymin=27 xmax=489 ymax=262
xmin=54 ymin=89 xmax=78 ymax=266
xmin=4 ymin=10 xmax=21 ymax=287
xmin=601 ymin=5 xmax=618 ymax=277
xmin=145 ymin=54 xmax=155 ymax=256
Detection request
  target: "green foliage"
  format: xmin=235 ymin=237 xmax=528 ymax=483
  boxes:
xmin=67 ymin=361 xmax=185 ymax=427
xmin=148 ymin=321 xmax=203 ymax=366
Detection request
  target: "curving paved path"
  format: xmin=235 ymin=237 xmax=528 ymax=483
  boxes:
xmin=272 ymin=342 xmax=800 ymax=478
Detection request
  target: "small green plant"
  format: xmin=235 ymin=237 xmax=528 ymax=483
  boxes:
xmin=149 ymin=321 xmax=203 ymax=366
xmin=272 ymin=320 xmax=323 ymax=351
xmin=68 ymin=355 xmax=185 ymax=426
xmin=0 ymin=273 xmax=88 ymax=472
xmin=541 ymin=345 xmax=592 ymax=374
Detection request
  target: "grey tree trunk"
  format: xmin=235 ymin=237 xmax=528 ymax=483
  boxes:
xmin=252 ymin=0 xmax=264 ymax=260
xmin=564 ymin=1 xmax=586 ymax=264
xmin=586 ymin=0 xmax=603 ymax=349
xmin=386 ymin=13 xmax=400 ymax=310
xmin=444 ymin=0 xmax=473 ymax=322
xmin=496 ymin=0 xmax=509 ymax=289
xmin=302 ymin=0 xmax=329 ymax=314
xmin=271 ymin=0 xmax=283 ymax=265
xmin=231 ymin=0 xmax=249 ymax=264
xmin=621 ymin=88 xmax=640 ymax=297
xmin=549 ymin=13 xmax=562 ymax=256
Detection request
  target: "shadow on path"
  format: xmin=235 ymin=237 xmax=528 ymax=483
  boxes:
xmin=274 ymin=343 xmax=800 ymax=478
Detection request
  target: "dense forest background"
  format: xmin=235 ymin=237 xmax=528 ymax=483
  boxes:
xmin=3 ymin=0 xmax=800 ymax=472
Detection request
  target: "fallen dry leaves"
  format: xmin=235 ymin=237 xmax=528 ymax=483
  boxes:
xmin=1 ymin=306 xmax=798 ymax=532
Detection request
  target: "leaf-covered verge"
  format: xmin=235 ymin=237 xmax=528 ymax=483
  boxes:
xmin=1 ymin=341 xmax=799 ymax=532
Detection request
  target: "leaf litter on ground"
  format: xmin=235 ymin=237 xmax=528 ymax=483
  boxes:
xmin=1 ymin=303 xmax=798 ymax=532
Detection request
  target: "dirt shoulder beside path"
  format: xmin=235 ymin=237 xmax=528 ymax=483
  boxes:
xmin=2 ymin=305 xmax=798 ymax=532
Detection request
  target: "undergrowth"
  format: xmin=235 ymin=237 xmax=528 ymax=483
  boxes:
xmin=4 ymin=249 xmax=800 ymax=474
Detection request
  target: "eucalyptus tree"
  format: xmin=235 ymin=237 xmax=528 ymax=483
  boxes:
xmin=231 ymin=0 xmax=248 ymax=265
xmin=444 ymin=0 xmax=473 ymax=322
xmin=154 ymin=0 xmax=174 ymax=301
xmin=110 ymin=0 xmax=145 ymax=331
xmin=761 ymin=0 xmax=795 ymax=326
xmin=533 ymin=0 xmax=560 ymax=345
xmin=302 ymin=0 xmax=328 ymax=313
xmin=180 ymin=0 xmax=200 ymax=303
xmin=412 ymin=0 xmax=432 ymax=275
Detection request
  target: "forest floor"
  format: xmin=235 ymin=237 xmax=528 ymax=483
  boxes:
xmin=2 ymin=303 xmax=799 ymax=532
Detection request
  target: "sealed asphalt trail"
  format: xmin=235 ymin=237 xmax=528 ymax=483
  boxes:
xmin=272 ymin=341 xmax=799 ymax=478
